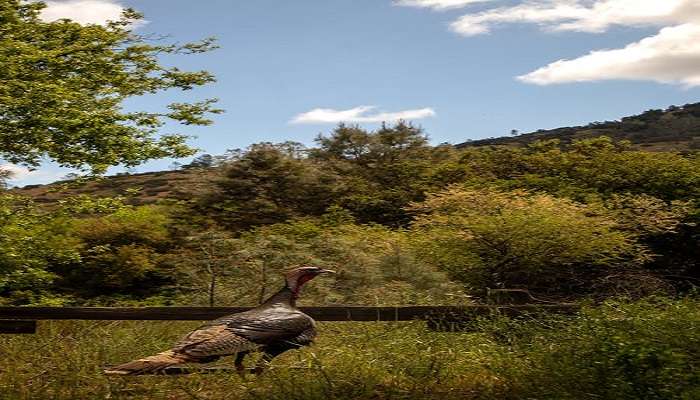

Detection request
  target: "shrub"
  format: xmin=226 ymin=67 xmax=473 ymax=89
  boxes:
xmin=410 ymin=187 xmax=642 ymax=296
xmin=0 ymin=195 xmax=81 ymax=305
xmin=169 ymin=217 xmax=467 ymax=306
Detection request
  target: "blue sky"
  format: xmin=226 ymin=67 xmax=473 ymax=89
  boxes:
xmin=6 ymin=0 xmax=700 ymax=186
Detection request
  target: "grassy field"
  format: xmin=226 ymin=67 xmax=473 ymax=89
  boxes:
xmin=1 ymin=299 xmax=699 ymax=400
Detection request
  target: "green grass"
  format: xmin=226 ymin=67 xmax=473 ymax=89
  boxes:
xmin=1 ymin=298 xmax=698 ymax=400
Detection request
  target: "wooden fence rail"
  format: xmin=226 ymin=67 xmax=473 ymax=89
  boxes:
xmin=0 ymin=304 xmax=580 ymax=334
xmin=0 ymin=305 xmax=578 ymax=321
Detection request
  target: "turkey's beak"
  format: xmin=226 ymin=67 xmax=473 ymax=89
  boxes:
xmin=319 ymin=269 xmax=336 ymax=274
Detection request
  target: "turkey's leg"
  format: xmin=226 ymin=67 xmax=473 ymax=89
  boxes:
xmin=234 ymin=351 xmax=249 ymax=375
xmin=253 ymin=347 xmax=289 ymax=375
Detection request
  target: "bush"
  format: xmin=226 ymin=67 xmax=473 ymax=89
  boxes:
xmin=169 ymin=217 xmax=467 ymax=306
xmin=486 ymin=297 xmax=700 ymax=399
xmin=0 ymin=195 xmax=81 ymax=305
xmin=0 ymin=195 xmax=177 ymax=303
xmin=410 ymin=187 xmax=642 ymax=297
xmin=54 ymin=205 xmax=176 ymax=298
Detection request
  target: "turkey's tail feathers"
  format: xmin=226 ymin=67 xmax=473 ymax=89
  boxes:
xmin=104 ymin=350 xmax=190 ymax=375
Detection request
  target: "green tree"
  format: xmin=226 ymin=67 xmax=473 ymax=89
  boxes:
xmin=410 ymin=187 xmax=642 ymax=296
xmin=198 ymin=142 xmax=344 ymax=231
xmin=55 ymin=205 xmax=175 ymax=298
xmin=229 ymin=217 xmax=465 ymax=305
xmin=0 ymin=1 xmax=221 ymax=173
xmin=311 ymin=122 xmax=457 ymax=225
xmin=0 ymin=194 xmax=127 ymax=305
xmin=457 ymin=137 xmax=700 ymax=201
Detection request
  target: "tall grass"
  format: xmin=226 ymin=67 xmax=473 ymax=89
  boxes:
xmin=1 ymin=298 xmax=698 ymax=400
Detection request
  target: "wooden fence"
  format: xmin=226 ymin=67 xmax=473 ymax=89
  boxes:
xmin=0 ymin=303 xmax=579 ymax=334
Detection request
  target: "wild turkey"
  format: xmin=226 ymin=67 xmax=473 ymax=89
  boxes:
xmin=104 ymin=266 xmax=335 ymax=375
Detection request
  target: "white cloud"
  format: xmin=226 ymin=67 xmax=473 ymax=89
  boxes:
xmin=290 ymin=106 xmax=436 ymax=124
xmin=1 ymin=164 xmax=67 ymax=187
xmin=408 ymin=0 xmax=700 ymax=86
xmin=449 ymin=0 xmax=698 ymax=36
xmin=0 ymin=164 xmax=31 ymax=180
xmin=394 ymin=0 xmax=492 ymax=10
xmin=40 ymin=0 xmax=135 ymax=26
xmin=519 ymin=23 xmax=700 ymax=87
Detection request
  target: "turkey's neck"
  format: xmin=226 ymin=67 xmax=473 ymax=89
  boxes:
xmin=260 ymin=286 xmax=297 ymax=308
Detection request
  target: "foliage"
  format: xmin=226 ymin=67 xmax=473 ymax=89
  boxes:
xmin=310 ymin=122 xmax=457 ymax=225
xmin=0 ymin=0 xmax=221 ymax=173
xmin=311 ymin=122 xmax=431 ymax=163
xmin=182 ymin=153 xmax=216 ymax=169
xmin=0 ymin=195 xmax=83 ymax=304
xmin=0 ymin=194 xmax=178 ymax=304
xmin=169 ymin=217 xmax=466 ymax=306
xmin=53 ymin=205 xmax=175 ymax=298
xmin=166 ymin=229 xmax=264 ymax=307
xmin=483 ymin=297 xmax=700 ymax=399
xmin=603 ymin=194 xmax=690 ymax=237
xmin=410 ymin=187 xmax=642 ymax=295
xmin=0 ymin=167 xmax=10 ymax=190
xmin=198 ymin=142 xmax=345 ymax=231
xmin=6 ymin=131 xmax=700 ymax=303
xmin=454 ymin=137 xmax=700 ymax=201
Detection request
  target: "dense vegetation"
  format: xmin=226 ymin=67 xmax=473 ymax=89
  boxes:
xmin=2 ymin=123 xmax=698 ymax=305
xmin=1 ymin=2 xmax=698 ymax=399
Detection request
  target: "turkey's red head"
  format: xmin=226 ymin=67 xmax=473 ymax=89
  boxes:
xmin=285 ymin=266 xmax=335 ymax=296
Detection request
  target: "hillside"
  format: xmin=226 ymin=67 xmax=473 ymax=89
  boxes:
xmin=14 ymin=169 xmax=213 ymax=205
xmin=457 ymin=102 xmax=700 ymax=151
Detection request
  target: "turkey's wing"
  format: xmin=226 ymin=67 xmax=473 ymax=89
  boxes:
xmin=210 ymin=309 xmax=315 ymax=345
xmin=173 ymin=325 xmax=259 ymax=358
xmin=287 ymin=326 xmax=317 ymax=347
